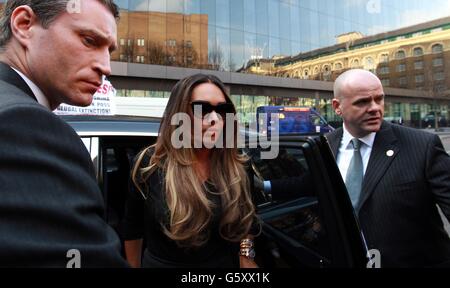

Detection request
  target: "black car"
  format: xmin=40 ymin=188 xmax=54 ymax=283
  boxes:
xmin=422 ymin=113 xmax=448 ymax=128
xmin=63 ymin=115 xmax=369 ymax=268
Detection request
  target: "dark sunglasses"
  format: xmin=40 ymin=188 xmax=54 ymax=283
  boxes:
xmin=190 ymin=101 xmax=235 ymax=117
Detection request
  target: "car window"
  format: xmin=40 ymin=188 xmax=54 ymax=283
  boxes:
xmin=247 ymin=146 xmax=332 ymax=267
xmin=310 ymin=113 xmax=325 ymax=126
xmin=99 ymin=136 xmax=156 ymax=237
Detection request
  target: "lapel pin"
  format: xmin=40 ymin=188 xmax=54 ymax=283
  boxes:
xmin=386 ymin=150 xmax=394 ymax=157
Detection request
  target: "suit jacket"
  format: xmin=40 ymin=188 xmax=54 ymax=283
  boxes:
xmin=327 ymin=121 xmax=450 ymax=267
xmin=0 ymin=62 xmax=128 ymax=267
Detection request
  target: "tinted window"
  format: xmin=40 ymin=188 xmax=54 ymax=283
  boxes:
xmin=100 ymin=136 xmax=156 ymax=236
xmin=247 ymin=146 xmax=332 ymax=266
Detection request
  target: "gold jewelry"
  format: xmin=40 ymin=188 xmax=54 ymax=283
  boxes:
xmin=240 ymin=238 xmax=254 ymax=248
xmin=239 ymin=247 xmax=256 ymax=260
xmin=239 ymin=239 xmax=255 ymax=260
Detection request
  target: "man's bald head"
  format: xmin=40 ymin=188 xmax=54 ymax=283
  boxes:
xmin=332 ymin=69 xmax=385 ymax=138
xmin=334 ymin=69 xmax=382 ymax=100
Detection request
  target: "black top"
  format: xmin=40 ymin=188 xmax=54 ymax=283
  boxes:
xmin=122 ymin=151 xmax=257 ymax=268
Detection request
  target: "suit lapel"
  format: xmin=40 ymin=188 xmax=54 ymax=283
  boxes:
xmin=357 ymin=122 xmax=399 ymax=213
xmin=326 ymin=128 xmax=343 ymax=159
xmin=0 ymin=62 xmax=37 ymax=101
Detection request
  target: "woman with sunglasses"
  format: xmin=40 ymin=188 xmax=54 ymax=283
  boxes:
xmin=122 ymin=74 xmax=260 ymax=268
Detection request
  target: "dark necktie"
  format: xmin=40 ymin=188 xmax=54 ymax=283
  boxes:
xmin=345 ymin=138 xmax=363 ymax=208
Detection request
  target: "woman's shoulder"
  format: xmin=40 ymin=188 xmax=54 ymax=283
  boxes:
xmin=134 ymin=146 xmax=155 ymax=167
xmin=132 ymin=146 xmax=162 ymax=183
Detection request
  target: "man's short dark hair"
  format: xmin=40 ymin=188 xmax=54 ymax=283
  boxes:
xmin=0 ymin=0 xmax=119 ymax=48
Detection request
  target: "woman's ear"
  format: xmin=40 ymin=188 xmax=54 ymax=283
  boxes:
xmin=10 ymin=5 xmax=38 ymax=48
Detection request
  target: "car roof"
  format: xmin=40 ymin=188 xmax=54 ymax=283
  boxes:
xmin=61 ymin=115 xmax=161 ymax=137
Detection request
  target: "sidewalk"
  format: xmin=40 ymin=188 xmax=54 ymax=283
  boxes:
xmin=418 ymin=128 xmax=450 ymax=154
xmin=421 ymin=127 xmax=450 ymax=135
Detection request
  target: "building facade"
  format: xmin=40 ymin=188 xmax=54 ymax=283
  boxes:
xmin=1 ymin=0 xmax=449 ymax=127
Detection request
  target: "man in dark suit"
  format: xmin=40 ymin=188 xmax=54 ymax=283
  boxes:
xmin=0 ymin=0 xmax=127 ymax=267
xmin=327 ymin=69 xmax=450 ymax=267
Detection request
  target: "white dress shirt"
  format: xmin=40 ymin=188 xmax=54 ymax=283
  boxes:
xmin=336 ymin=124 xmax=376 ymax=182
xmin=11 ymin=67 xmax=51 ymax=110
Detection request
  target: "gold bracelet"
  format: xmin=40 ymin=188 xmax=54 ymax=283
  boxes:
xmin=240 ymin=238 xmax=254 ymax=248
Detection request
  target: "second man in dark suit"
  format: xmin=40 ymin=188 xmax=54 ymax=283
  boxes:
xmin=327 ymin=69 xmax=450 ymax=267
xmin=0 ymin=0 xmax=127 ymax=267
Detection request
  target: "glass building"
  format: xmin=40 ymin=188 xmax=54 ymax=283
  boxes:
xmin=1 ymin=0 xmax=449 ymax=127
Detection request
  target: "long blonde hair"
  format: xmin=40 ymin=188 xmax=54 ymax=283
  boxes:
xmin=132 ymin=74 xmax=257 ymax=247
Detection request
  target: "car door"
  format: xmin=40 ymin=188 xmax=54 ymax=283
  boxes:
xmin=247 ymin=135 xmax=368 ymax=267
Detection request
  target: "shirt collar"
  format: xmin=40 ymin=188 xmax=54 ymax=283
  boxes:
xmin=342 ymin=123 xmax=376 ymax=149
xmin=11 ymin=67 xmax=51 ymax=110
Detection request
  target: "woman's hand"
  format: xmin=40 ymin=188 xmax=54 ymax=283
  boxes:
xmin=240 ymin=256 xmax=259 ymax=268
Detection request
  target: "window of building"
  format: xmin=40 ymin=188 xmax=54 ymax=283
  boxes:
xmin=434 ymin=72 xmax=445 ymax=81
xmin=413 ymin=47 xmax=423 ymax=56
xmin=436 ymin=84 xmax=446 ymax=92
xmin=398 ymin=77 xmax=407 ymax=85
xmin=395 ymin=50 xmax=406 ymax=59
xmin=351 ymin=59 xmax=360 ymax=68
xmin=323 ymin=65 xmax=331 ymax=80
xmin=127 ymin=39 xmax=132 ymax=46
xmin=364 ymin=57 xmax=375 ymax=71
xmin=334 ymin=63 xmax=343 ymax=70
xmin=185 ymin=21 xmax=191 ymax=33
xmin=433 ymin=58 xmax=444 ymax=67
xmin=137 ymin=39 xmax=145 ymax=47
xmin=136 ymin=55 xmax=145 ymax=63
xmin=120 ymin=39 xmax=125 ymax=46
xmin=379 ymin=66 xmax=390 ymax=75
xmin=396 ymin=64 xmax=406 ymax=72
xmin=186 ymin=40 xmax=193 ymax=48
xmin=314 ymin=67 xmax=319 ymax=74
xmin=168 ymin=39 xmax=177 ymax=47
xmin=414 ymin=61 xmax=423 ymax=70
xmin=381 ymin=79 xmax=390 ymax=86
xmin=432 ymin=44 xmax=443 ymax=54
xmin=379 ymin=54 xmax=389 ymax=63
xmin=415 ymin=74 xmax=424 ymax=83
xmin=119 ymin=54 xmax=126 ymax=61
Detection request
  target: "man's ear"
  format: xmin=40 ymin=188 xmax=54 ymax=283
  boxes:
xmin=10 ymin=5 xmax=38 ymax=47
xmin=332 ymin=98 xmax=342 ymax=116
